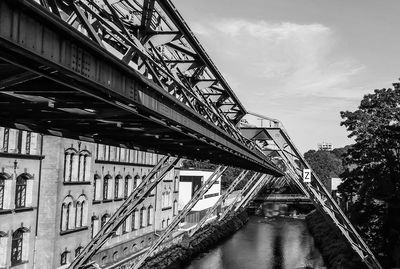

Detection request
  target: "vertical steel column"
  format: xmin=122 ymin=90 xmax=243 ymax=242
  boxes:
xmin=131 ymin=166 xmax=228 ymax=269
xmin=188 ymin=170 xmax=250 ymax=237
xmin=70 ymin=156 xmax=180 ymax=269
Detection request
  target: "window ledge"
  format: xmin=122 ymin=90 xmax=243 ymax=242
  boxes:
xmin=10 ymin=260 xmax=29 ymax=267
xmin=14 ymin=207 xmax=35 ymax=213
xmin=163 ymin=180 xmax=173 ymax=182
xmin=0 ymin=152 xmax=44 ymax=160
xmin=162 ymin=207 xmax=172 ymax=211
xmin=103 ymin=199 xmax=113 ymax=203
xmin=60 ymin=226 xmax=88 ymax=236
xmin=173 ymin=191 xmax=179 ymax=193
xmin=0 ymin=209 xmax=12 ymax=215
xmin=92 ymin=200 xmax=101 ymax=205
xmin=114 ymin=198 xmax=123 ymax=202
xmin=63 ymin=181 xmax=91 ymax=185
xmin=95 ymin=159 xmax=155 ymax=167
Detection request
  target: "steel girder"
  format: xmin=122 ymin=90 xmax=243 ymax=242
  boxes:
xmin=241 ymin=126 xmax=383 ymax=269
xmin=188 ymin=170 xmax=250 ymax=237
xmin=0 ymin=0 xmax=283 ymax=176
xmin=237 ymin=175 xmax=273 ymax=210
xmin=70 ymin=156 xmax=180 ymax=269
xmin=218 ymin=172 xmax=262 ymax=220
xmin=131 ymin=166 xmax=227 ymax=269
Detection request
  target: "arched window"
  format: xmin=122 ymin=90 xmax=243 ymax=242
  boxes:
xmin=78 ymin=150 xmax=91 ymax=182
xmin=0 ymin=173 xmax=7 ymax=210
xmin=103 ymin=175 xmax=111 ymax=200
xmin=131 ymin=210 xmax=138 ymax=231
xmin=60 ymin=250 xmax=70 ymax=265
xmin=167 ymin=218 xmax=170 ymax=227
xmin=124 ymin=175 xmax=130 ymax=198
xmin=11 ymin=228 xmax=28 ymax=266
xmin=113 ymin=251 xmax=118 ymax=261
xmin=161 ymin=219 xmax=165 ymax=229
xmin=173 ymin=200 xmax=178 ymax=216
xmin=61 ymin=196 xmax=74 ymax=231
xmin=147 ymin=206 xmax=153 ymax=226
xmin=64 ymin=148 xmax=77 ymax=182
xmin=93 ymin=174 xmax=101 ymax=201
xmin=91 ymin=216 xmax=99 ymax=238
xmin=114 ymin=175 xmax=122 ymax=199
xmin=15 ymin=174 xmax=30 ymax=208
xmin=101 ymin=213 xmax=110 ymax=227
xmin=76 ymin=195 xmax=87 ymax=228
xmin=140 ymin=207 xmax=146 ymax=228
xmin=133 ymin=175 xmax=140 ymax=190
xmin=75 ymin=246 xmax=83 ymax=257
xmin=174 ymin=176 xmax=179 ymax=192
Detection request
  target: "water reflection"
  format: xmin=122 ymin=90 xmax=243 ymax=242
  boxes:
xmin=184 ymin=217 xmax=325 ymax=269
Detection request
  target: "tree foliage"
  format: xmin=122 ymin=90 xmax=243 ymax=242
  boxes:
xmin=304 ymin=149 xmax=345 ymax=188
xmin=339 ymin=87 xmax=400 ymax=267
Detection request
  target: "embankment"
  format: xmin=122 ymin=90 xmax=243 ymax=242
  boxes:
xmin=306 ymin=210 xmax=367 ymax=269
xmin=140 ymin=210 xmax=249 ymax=269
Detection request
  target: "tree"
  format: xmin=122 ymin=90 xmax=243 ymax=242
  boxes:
xmin=339 ymin=87 xmax=400 ymax=267
xmin=304 ymin=149 xmax=344 ymax=188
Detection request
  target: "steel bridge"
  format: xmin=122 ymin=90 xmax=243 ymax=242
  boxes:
xmin=0 ymin=1 xmax=382 ymax=269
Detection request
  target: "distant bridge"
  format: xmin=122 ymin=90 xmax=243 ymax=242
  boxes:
xmin=256 ymin=194 xmax=312 ymax=204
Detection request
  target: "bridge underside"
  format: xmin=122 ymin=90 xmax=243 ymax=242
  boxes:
xmin=0 ymin=0 xmax=282 ymax=176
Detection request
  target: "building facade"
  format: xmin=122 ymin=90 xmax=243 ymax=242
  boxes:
xmin=0 ymin=127 xmax=180 ymax=269
xmin=179 ymin=169 xmax=221 ymax=225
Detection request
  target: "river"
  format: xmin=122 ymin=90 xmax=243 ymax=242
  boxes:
xmin=184 ymin=217 xmax=326 ymax=269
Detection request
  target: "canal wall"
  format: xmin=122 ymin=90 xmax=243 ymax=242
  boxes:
xmin=305 ymin=210 xmax=367 ymax=269
xmin=139 ymin=210 xmax=250 ymax=269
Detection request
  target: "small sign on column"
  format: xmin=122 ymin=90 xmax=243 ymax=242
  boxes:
xmin=303 ymin=169 xmax=311 ymax=183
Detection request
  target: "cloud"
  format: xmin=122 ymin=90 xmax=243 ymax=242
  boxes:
xmin=191 ymin=19 xmax=365 ymax=101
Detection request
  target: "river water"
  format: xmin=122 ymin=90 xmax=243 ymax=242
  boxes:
xmin=184 ymin=217 xmax=326 ymax=269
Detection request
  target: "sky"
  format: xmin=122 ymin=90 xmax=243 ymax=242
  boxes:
xmin=172 ymin=0 xmax=400 ymax=152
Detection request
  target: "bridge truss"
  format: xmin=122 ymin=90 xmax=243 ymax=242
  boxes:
xmin=241 ymin=123 xmax=383 ymax=269
xmin=0 ymin=0 xmax=282 ymax=174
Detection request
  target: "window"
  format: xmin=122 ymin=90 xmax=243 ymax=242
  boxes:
xmin=75 ymin=246 xmax=83 ymax=257
xmin=60 ymin=250 xmax=69 ymax=265
xmin=124 ymin=176 xmax=130 ymax=198
xmin=167 ymin=218 xmax=170 ymax=227
xmin=15 ymin=174 xmax=29 ymax=208
xmin=140 ymin=207 xmax=146 ymax=227
xmin=61 ymin=196 xmax=74 ymax=231
xmin=11 ymin=229 xmax=24 ymax=265
xmin=131 ymin=210 xmax=138 ymax=231
xmin=0 ymin=173 xmax=7 ymax=210
xmin=101 ymin=214 xmax=110 ymax=227
xmin=174 ymin=176 xmax=179 ymax=192
xmin=113 ymin=251 xmax=119 ymax=261
xmin=79 ymin=150 xmax=91 ymax=182
xmin=75 ymin=195 xmax=87 ymax=228
xmin=93 ymin=174 xmax=101 ymax=201
xmin=147 ymin=206 xmax=153 ymax=226
xmin=122 ymin=219 xmax=127 ymax=234
xmin=161 ymin=220 xmax=165 ymax=229
xmin=103 ymin=175 xmax=111 ymax=200
xmin=64 ymin=148 xmax=78 ymax=182
xmin=133 ymin=175 xmax=140 ymax=190
xmin=91 ymin=216 xmax=99 ymax=238
xmin=173 ymin=200 xmax=178 ymax=216
xmin=114 ymin=175 xmax=122 ymax=199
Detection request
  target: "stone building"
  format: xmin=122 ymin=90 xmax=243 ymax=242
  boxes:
xmin=0 ymin=127 xmax=180 ymax=269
